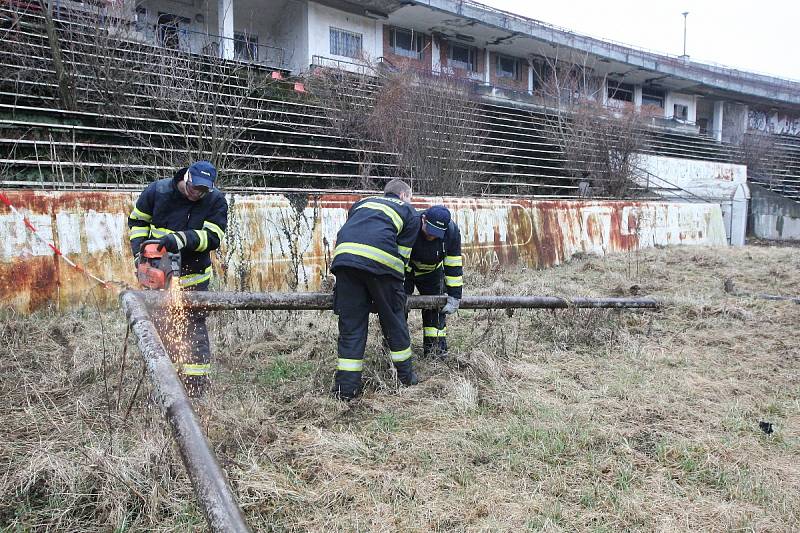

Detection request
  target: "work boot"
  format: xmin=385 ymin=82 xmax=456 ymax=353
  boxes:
xmin=437 ymin=338 xmax=449 ymax=359
xmin=332 ymin=370 xmax=363 ymax=401
xmin=183 ymin=375 xmax=210 ymax=399
xmin=394 ymin=360 xmax=418 ymax=386
xmin=423 ymin=340 xmax=448 ymax=360
xmin=422 ymin=340 xmax=436 ymax=358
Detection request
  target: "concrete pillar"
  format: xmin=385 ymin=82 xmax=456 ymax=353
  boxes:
xmin=432 ymin=36 xmax=441 ymax=74
xmin=375 ymin=21 xmax=384 ymax=63
xmin=742 ymin=105 xmax=750 ymax=134
xmin=484 ymin=48 xmax=490 ymax=85
xmin=527 ymin=59 xmax=534 ymax=94
xmin=664 ymin=91 xmax=673 ymax=118
xmin=633 ymin=85 xmax=643 ymax=110
xmin=713 ymin=100 xmax=724 ymax=142
xmin=218 ymin=0 xmax=234 ymax=60
xmin=688 ymin=95 xmax=698 ymax=124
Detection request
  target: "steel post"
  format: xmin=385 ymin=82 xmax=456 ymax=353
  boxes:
xmin=119 ymin=292 xmax=251 ymax=533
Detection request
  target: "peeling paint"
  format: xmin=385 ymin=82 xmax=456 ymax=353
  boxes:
xmin=0 ymin=191 xmax=727 ymax=313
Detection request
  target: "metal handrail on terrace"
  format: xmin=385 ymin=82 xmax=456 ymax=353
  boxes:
xmin=448 ymin=0 xmax=800 ymax=88
xmin=136 ymin=26 xmax=286 ymax=69
xmin=2 ymin=3 xmax=287 ymax=70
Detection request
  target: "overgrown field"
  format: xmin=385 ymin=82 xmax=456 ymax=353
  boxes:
xmin=1 ymin=245 xmax=799 ymax=532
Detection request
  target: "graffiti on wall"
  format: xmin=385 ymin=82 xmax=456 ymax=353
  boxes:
xmin=748 ymin=108 xmax=800 ymax=136
xmin=0 ymin=191 xmax=728 ymax=313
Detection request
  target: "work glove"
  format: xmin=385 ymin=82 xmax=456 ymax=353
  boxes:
xmin=158 ymin=233 xmax=186 ymax=253
xmin=441 ymin=296 xmax=460 ymax=315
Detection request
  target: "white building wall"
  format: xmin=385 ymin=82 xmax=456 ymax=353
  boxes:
xmin=665 ymin=91 xmax=697 ymax=123
xmin=135 ymin=0 xmax=217 ymax=54
xmin=269 ymin=0 xmax=308 ymax=72
xmin=135 ymin=0 xmax=303 ymax=69
xmin=306 ymin=1 xmax=382 ymax=70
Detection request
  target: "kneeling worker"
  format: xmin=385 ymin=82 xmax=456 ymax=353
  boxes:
xmin=330 ymin=179 xmax=421 ymax=401
xmin=405 ymin=205 xmax=462 ymax=357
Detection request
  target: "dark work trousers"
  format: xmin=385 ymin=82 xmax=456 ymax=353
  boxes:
xmin=152 ymin=281 xmax=211 ymax=398
xmin=333 ymin=267 xmax=414 ymax=398
xmin=411 ymin=268 xmax=448 ymax=355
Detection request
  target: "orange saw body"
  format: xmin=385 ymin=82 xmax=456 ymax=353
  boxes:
xmin=136 ymin=239 xmax=181 ymax=290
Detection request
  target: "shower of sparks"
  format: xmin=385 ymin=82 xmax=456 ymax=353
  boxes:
xmin=164 ymin=280 xmax=192 ymax=391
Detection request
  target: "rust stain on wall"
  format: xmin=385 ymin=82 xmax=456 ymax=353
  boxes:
xmin=0 ymin=191 xmax=727 ymax=314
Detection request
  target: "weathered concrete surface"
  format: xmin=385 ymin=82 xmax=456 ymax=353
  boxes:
xmin=638 ymin=154 xmax=750 ymax=246
xmin=748 ymin=184 xmax=800 ymax=241
xmin=0 ymin=191 xmax=727 ymax=313
xmin=638 ymin=154 xmax=747 ymax=193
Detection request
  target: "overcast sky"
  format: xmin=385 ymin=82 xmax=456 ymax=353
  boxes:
xmin=477 ymin=0 xmax=800 ymax=81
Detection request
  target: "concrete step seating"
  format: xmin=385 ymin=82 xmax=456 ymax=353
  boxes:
xmin=1 ymin=2 xmax=785 ymax=199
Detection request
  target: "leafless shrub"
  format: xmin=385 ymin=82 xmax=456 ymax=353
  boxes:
xmin=304 ymin=64 xmax=382 ymax=190
xmin=306 ymin=62 xmax=490 ymax=195
xmin=132 ymin=49 xmax=281 ymax=184
xmin=537 ymin=50 xmax=653 ymax=198
xmin=1 ymin=1 xmax=286 ymax=187
xmin=736 ymin=131 xmax=786 ymax=186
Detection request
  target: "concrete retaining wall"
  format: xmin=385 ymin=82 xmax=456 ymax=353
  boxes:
xmin=0 ymin=191 xmax=727 ymax=313
xmin=748 ymin=184 xmax=800 ymax=240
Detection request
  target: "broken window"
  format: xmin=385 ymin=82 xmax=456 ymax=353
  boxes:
xmin=330 ymin=27 xmax=362 ymax=59
xmin=134 ymin=6 xmax=148 ymax=32
xmin=641 ymin=87 xmax=665 ymax=108
xmin=156 ymin=13 xmax=190 ymax=50
xmin=496 ymin=54 xmax=519 ymax=80
xmin=673 ymin=104 xmax=689 ymax=121
xmin=448 ymin=43 xmax=477 ymax=72
xmin=234 ymin=33 xmax=258 ymax=62
xmin=390 ymin=27 xmax=424 ymax=60
xmin=607 ymin=81 xmax=634 ymax=102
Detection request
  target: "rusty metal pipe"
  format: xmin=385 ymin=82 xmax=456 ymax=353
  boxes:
xmin=134 ymin=291 xmax=659 ymax=311
xmin=119 ymin=292 xmax=251 ymax=533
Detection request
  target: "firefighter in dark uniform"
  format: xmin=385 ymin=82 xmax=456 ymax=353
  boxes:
xmin=330 ymin=179 xmax=421 ymax=401
xmin=405 ymin=205 xmax=462 ymax=357
xmin=127 ymin=160 xmax=228 ymax=398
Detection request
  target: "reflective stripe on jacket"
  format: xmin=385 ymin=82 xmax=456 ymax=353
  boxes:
xmin=331 ymin=193 xmax=420 ymax=280
xmin=405 ymin=219 xmax=463 ymax=299
xmin=127 ymin=168 xmax=228 ymax=281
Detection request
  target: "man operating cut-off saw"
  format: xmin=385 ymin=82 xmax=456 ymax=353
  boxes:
xmin=127 ymin=161 xmax=228 ymax=398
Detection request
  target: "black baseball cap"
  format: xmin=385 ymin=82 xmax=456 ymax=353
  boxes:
xmin=424 ymin=205 xmax=450 ymax=239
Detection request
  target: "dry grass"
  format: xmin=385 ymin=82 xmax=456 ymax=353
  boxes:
xmin=1 ymin=244 xmax=799 ymax=532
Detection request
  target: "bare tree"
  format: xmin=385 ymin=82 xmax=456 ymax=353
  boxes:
xmin=306 ymin=61 xmax=490 ymax=194
xmin=371 ymin=68 xmax=489 ymax=195
xmin=37 ymin=0 xmax=76 ymax=110
xmin=304 ymin=63 xmax=384 ymax=190
xmin=132 ymin=49 xmax=281 ymax=183
xmin=736 ymin=131 xmax=786 ymax=188
xmin=2 ymin=1 xmax=285 ymax=187
xmin=537 ymin=49 xmax=653 ymax=198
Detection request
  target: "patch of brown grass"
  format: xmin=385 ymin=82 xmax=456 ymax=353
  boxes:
xmin=1 ymin=245 xmax=799 ymax=531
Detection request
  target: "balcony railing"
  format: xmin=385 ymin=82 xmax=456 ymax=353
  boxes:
xmin=133 ymin=23 xmax=285 ymax=68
